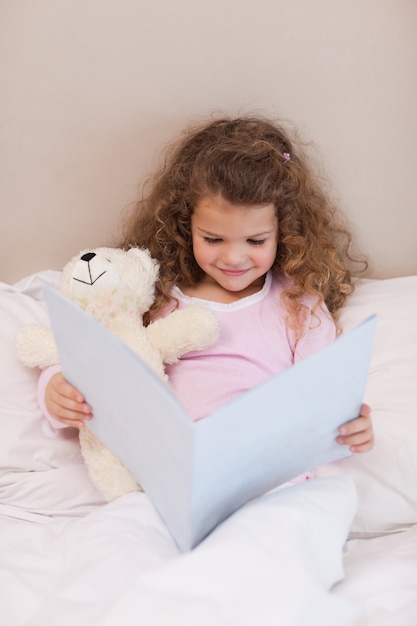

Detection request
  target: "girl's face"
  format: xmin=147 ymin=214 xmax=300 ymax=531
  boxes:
xmin=191 ymin=194 xmax=278 ymax=294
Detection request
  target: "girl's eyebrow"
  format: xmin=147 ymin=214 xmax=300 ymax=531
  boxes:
xmin=246 ymin=230 xmax=275 ymax=238
xmin=197 ymin=227 xmax=222 ymax=237
xmin=197 ymin=227 xmax=275 ymax=237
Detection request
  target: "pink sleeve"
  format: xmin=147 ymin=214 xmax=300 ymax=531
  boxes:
xmin=293 ymin=304 xmax=337 ymax=363
xmin=37 ymin=364 xmax=68 ymax=430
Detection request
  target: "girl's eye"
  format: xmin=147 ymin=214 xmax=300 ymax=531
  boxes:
xmin=204 ymin=237 xmax=222 ymax=244
xmin=248 ymin=239 xmax=265 ymax=246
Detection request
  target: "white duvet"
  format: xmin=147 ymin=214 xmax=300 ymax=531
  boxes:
xmin=1 ymin=479 xmax=416 ymax=626
xmin=0 ymin=477 xmax=361 ymax=626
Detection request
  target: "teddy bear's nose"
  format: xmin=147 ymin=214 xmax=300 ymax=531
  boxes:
xmin=81 ymin=252 xmax=96 ymax=262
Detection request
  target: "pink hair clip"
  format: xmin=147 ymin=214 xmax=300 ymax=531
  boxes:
xmin=282 ymin=152 xmax=291 ymax=163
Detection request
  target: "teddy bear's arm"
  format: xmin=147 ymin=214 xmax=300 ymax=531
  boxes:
xmin=16 ymin=325 xmax=60 ymax=369
xmin=146 ymin=304 xmax=219 ymax=364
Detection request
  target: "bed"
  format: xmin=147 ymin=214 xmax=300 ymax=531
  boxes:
xmin=1 ymin=0 xmax=417 ymax=622
xmin=1 ymin=267 xmax=416 ymax=626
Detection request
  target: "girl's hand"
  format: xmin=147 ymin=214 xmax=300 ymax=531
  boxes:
xmin=45 ymin=372 xmax=92 ymax=429
xmin=336 ymin=403 xmax=374 ymax=453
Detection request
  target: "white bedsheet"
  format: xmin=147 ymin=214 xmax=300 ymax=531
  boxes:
xmin=336 ymin=529 xmax=417 ymax=626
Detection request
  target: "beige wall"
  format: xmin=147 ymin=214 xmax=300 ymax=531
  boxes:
xmin=1 ymin=0 xmax=416 ymax=283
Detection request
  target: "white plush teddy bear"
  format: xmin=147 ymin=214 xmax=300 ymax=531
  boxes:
xmin=16 ymin=246 xmax=219 ymax=501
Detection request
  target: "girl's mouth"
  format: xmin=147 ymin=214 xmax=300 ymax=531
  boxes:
xmin=219 ymin=268 xmax=249 ymax=277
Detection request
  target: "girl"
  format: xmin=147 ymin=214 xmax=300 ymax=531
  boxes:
xmin=41 ymin=115 xmax=373 ymax=457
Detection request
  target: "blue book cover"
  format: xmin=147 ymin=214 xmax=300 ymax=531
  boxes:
xmin=44 ymin=285 xmax=377 ymax=551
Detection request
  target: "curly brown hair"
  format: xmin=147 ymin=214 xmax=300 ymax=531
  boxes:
xmin=120 ymin=115 xmax=366 ymax=327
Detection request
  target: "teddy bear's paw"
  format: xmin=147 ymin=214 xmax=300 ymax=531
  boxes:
xmin=15 ymin=325 xmax=60 ymax=368
xmin=79 ymin=427 xmax=142 ymax=502
xmin=174 ymin=303 xmax=220 ymax=351
xmin=147 ymin=304 xmax=219 ymax=364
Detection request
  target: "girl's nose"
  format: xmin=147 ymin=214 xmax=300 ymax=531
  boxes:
xmin=221 ymin=244 xmax=244 ymax=266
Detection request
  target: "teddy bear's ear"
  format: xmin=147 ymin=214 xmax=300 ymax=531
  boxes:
xmin=127 ymin=247 xmax=159 ymax=276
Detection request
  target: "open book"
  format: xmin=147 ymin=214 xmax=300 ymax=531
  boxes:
xmin=44 ymin=285 xmax=377 ymax=551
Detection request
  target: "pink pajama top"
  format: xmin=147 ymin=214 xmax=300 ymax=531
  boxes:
xmin=165 ymin=272 xmax=336 ymax=421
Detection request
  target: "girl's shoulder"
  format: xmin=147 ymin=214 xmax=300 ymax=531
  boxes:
xmin=270 ymin=272 xmax=329 ymax=311
xmin=269 ymin=271 xmax=289 ymax=293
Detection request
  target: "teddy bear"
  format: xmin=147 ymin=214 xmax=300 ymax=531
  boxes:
xmin=16 ymin=246 xmax=219 ymax=501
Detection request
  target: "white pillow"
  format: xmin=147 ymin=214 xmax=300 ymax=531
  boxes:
xmin=313 ymin=276 xmax=417 ymax=535
xmin=0 ymin=271 xmax=105 ymax=519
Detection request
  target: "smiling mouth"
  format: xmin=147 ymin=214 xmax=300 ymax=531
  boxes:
xmin=219 ymin=268 xmax=249 ymax=276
